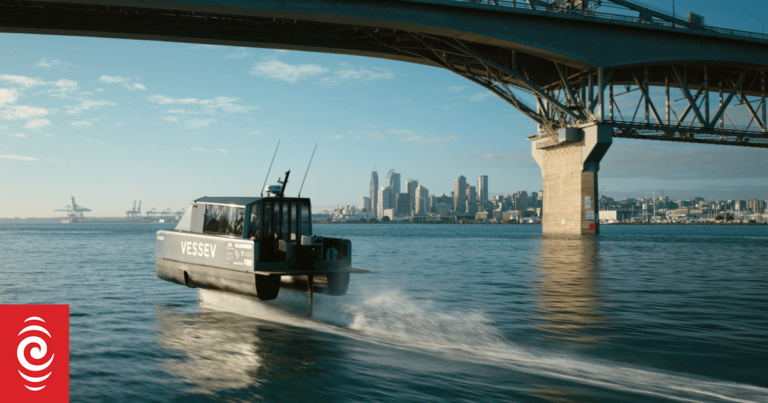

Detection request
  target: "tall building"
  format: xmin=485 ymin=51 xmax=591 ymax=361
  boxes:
xmin=370 ymin=170 xmax=378 ymax=216
xmin=513 ymin=191 xmax=529 ymax=211
xmin=358 ymin=196 xmax=371 ymax=212
xmin=478 ymin=175 xmax=488 ymax=203
xmin=466 ymin=185 xmax=477 ymax=204
xmin=378 ymin=186 xmax=393 ymax=218
xmin=454 ymin=175 xmax=467 ymax=213
xmin=395 ymin=193 xmax=410 ymax=217
xmin=406 ymin=179 xmax=418 ymax=213
xmin=746 ymin=199 xmax=766 ymax=212
xmin=385 ymin=169 xmax=401 ymax=195
xmin=415 ymin=185 xmax=429 ymax=215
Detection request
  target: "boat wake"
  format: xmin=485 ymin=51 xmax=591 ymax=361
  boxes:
xmin=199 ymin=289 xmax=768 ymax=403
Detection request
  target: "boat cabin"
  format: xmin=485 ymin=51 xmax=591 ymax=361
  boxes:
xmin=174 ymin=196 xmax=313 ymax=263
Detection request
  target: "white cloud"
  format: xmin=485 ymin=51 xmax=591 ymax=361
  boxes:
xmin=8 ymin=133 xmax=27 ymax=139
xmin=190 ymin=147 xmax=205 ymax=151
xmin=387 ymin=128 xmax=416 ymax=136
xmin=185 ymin=118 xmax=216 ymax=128
xmin=330 ymin=134 xmax=343 ymax=140
xmin=67 ymin=100 xmax=116 ymax=114
xmin=44 ymin=133 xmax=55 ymax=137
xmin=0 ymin=74 xmax=46 ymax=87
xmin=35 ymin=58 xmax=72 ymax=69
xmin=46 ymin=79 xmax=78 ymax=98
xmin=149 ymin=95 xmax=257 ymax=113
xmin=161 ymin=116 xmax=178 ymax=122
xmin=209 ymin=97 xmax=258 ymax=113
xmin=149 ymin=95 xmax=204 ymax=105
xmin=319 ymin=64 xmax=394 ymax=85
xmin=0 ymin=105 xmax=49 ymax=120
xmin=470 ymin=92 xmax=494 ymax=101
xmin=70 ymin=121 xmax=93 ymax=127
xmin=99 ymin=75 xmax=127 ymax=84
xmin=251 ymin=60 xmax=327 ymax=83
xmin=0 ymin=88 xmax=19 ymax=106
xmin=167 ymin=109 xmax=196 ymax=114
xmin=100 ymin=76 xmax=146 ymax=91
xmin=448 ymin=86 xmax=467 ymax=92
xmin=248 ymin=130 xmax=262 ymax=136
xmin=0 ymin=154 xmax=37 ymax=161
xmin=400 ymin=135 xmax=459 ymax=144
xmin=226 ymin=51 xmax=250 ymax=59
xmin=218 ymin=148 xmax=227 ymax=154
xmin=25 ymin=119 xmax=51 ymax=129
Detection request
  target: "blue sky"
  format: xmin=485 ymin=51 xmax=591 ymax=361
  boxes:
xmin=1 ymin=0 xmax=766 ymax=217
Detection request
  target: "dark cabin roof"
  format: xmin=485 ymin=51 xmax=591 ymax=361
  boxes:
xmin=193 ymin=196 xmax=312 ymax=207
xmin=194 ymin=197 xmax=262 ymax=207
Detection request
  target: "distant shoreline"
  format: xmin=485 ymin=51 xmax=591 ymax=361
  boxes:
xmin=315 ymin=221 xmax=766 ymax=226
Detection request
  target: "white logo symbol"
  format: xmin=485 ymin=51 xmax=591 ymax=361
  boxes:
xmin=17 ymin=316 xmax=54 ymax=392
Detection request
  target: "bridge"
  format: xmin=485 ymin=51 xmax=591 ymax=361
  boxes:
xmin=4 ymin=0 xmax=766 ymax=235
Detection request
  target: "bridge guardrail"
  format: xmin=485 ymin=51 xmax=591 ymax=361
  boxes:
xmin=408 ymin=0 xmax=768 ymax=42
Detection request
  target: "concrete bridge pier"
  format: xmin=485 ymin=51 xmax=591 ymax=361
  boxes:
xmin=532 ymin=124 xmax=613 ymax=236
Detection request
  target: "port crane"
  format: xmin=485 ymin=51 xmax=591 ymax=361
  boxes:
xmin=54 ymin=196 xmax=92 ymax=223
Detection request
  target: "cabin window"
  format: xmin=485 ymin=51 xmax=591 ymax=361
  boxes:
xmin=203 ymin=205 xmax=245 ymax=236
xmin=288 ymin=202 xmax=298 ymax=240
xmin=300 ymin=203 xmax=311 ymax=236
xmin=175 ymin=204 xmax=193 ymax=231
xmin=248 ymin=203 xmax=261 ymax=240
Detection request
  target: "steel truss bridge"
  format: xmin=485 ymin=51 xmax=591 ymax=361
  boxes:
xmin=2 ymin=0 xmax=767 ymax=147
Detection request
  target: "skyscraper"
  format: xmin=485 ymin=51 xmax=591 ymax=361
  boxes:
xmin=378 ymin=186 xmax=393 ymax=218
xmin=370 ymin=170 xmax=378 ymax=216
xmin=406 ymin=179 xmax=418 ymax=213
xmin=415 ymin=185 xmax=429 ymax=215
xmin=478 ymin=175 xmax=488 ymax=203
xmin=454 ymin=175 xmax=467 ymax=213
xmin=395 ymin=193 xmax=410 ymax=217
xmin=467 ymin=185 xmax=477 ymax=203
xmin=358 ymin=196 xmax=371 ymax=212
xmin=385 ymin=169 xmax=401 ymax=195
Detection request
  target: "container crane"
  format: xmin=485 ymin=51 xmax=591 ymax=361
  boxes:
xmin=54 ymin=196 xmax=92 ymax=223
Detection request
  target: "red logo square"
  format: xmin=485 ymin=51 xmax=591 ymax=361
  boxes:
xmin=0 ymin=305 xmax=69 ymax=403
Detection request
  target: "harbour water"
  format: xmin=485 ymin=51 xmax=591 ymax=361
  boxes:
xmin=1 ymin=223 xmax=766 ymax=402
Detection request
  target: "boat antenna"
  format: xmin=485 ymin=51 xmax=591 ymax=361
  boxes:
xmin=261 ymin=140 xmax=280 ymax=197
xmin=298 ymin=143 xmax=318 ymax=198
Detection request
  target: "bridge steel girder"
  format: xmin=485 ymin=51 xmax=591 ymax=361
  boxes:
xmin=2 ymin=0 xmax=768 ymax=147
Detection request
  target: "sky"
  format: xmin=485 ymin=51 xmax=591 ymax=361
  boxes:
xmin=1 ymin=0 xmax=767 ymax=218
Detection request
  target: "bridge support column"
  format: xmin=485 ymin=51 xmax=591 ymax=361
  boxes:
xmin=532 ymin=124 xmax=612 ymax=236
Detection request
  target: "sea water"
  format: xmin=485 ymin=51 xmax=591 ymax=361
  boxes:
xmin=0 ymin=223 xmax=766 ymax=402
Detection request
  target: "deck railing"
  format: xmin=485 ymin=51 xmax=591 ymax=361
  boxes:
xmin=400 ymin=0 xmax=768 ymax=42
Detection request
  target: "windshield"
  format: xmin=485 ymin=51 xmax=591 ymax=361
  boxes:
xmin=174 ymin=204 xmax=193 ymax=231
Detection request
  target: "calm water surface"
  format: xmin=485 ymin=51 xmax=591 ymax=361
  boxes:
xmin=1 ymin=223 xmax=766 ymax=402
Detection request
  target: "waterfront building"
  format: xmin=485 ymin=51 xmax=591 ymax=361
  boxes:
xmin=378 ymin=186 xmax=393 ymax=218
xmin=395 ymin=193 xmax=410 ymax=217
xmin=358 ymin=196 xmax=371 ymax=213
xmin=478 ymin=176 xmax=488 ymax=203
xmin=466 ymin=185 xmax=477 ymax=204
xmin=428 ymin=195 xmax=438 ymax=213
xmin=466 ymin=200 xmax=478 ymax=215
xmin=436 ymin=203 xmax=452 ymax=217
xmin=385 ymin=169 xmax=401 ymax=195
xmin=406 ymin=179 xmax=418 ymax=213
xmin=746 ymin=199 xmax=766 ymax=212
xmin=454 ymin=175 xmax=467 ymax=213
xmin=513 ymin=191 xmax=528 ymax=211
xmin=370 ymin=170 xmax=378 ymax=216
xmin=415 ymin=185 xmax=429 ymax=215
